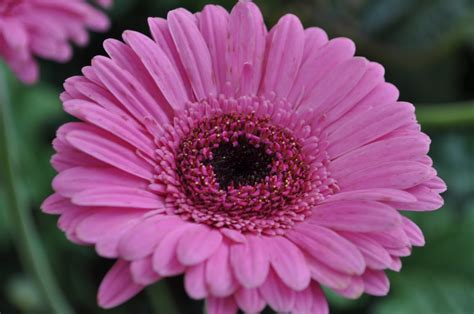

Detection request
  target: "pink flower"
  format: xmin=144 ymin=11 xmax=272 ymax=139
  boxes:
xmin=95 ymin=0 xmax=112 ymax=8
xmin=42 ymin=1 xmax=446 ymax=313
xmin=0 ymin=0 xmax=110 ymax=84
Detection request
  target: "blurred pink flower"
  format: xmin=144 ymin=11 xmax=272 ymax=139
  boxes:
xmin=95 ymin=0 xmax=112 ymax=8
xmin=42 ymin=1 xmax=446 ymax=313
xmin=0 ymin=0 xmax=110 ymax=84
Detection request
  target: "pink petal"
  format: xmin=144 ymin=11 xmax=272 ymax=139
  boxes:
xmin=91 ymin=56 xmax=169 ymax=125
xmin=330 ymin=135 xmax=430 ymax=179
xmin=259 ymin=270 xmax=295 ymax=312
xmin=260 ymin=14 xmax=305 ymax=98
xmin=168 ymin=8 xmax=217 ymax=100
xmin=66 ymin=126 xmax=154 ymax=180
xmin=306 ymin=257 xmax=352 ymax=290
xmin=293 ymin=286 xmax=313 ymax=314
xmin=103 ymin=38 xmax=169 ymax=113
xmin=75 ymin=208 xmax=147 ymax=244
xmin=95 ymin=219 xmax=140 ymax=258
xmin=389 ymin=256 xmax=402 ymax=272
xmin=294 ymin=283 xmax=329 ymax=314
xmin=327 ymin=102 xmax=416 ymax=158
xmin=96 ymin=0 xmax=112 ymax=8
xmin=9 ymin=56 xmax=39 ymax=85
xmin=80 ymin=3 xmax=110 ymax=30
xmin=289 ymin=38 xmax=355 ymax=106
xmin=51 ymin=146 xmax=104 ymax=171
xmin=388 ymin=184 xmax=444 ymax=211
xmin=82 ymin=66 xmax=102 ymax=86
xmin=386 ymin=246 xmax=412 ymax=257
xmin=199 ymin=4 xmax=230 ymax=91
xmin=176 ymin=224 xmax=223 ymax=266
xmin=130 ymin=258 xmax=161 ymax=285
xmin=320 ymin=62 xmax=385 ymax=128
xmin=147 ymin=17 xmax=194 ymax=100
xmin=206 ymin=244 xmax=238 ymax=297
xmin=71 ymin=187 xmax=163 ymax=209
xmin=41 ymin=193 xmax=71 ymax=214
xmin=337 ymin=161 xmax=435 ymax=191
xmin=118 ymin=215 xmax=183 ymax=260
xmin=267 ymin=236 xmax=311 ymax=291
xmin=57 ymin=206 xmax=95 ymax=244
xmin=98 ymin=260 xmax=144 ymax=309
xmin=323 ymin=188 xmax=417 ymax=203
xmin=227 ymin=1 xmax=266 ymax=95
xmin=2 ymin=20 xmax=28 ymax=49
xmin=340 ymin=232 xmax=392 ymax=270
xmin=230 ymin=235 xmax=270 ymax=288
xmin=302 ymin=27 xmax=328 ymax=62
xmin=122 ymin=30 xmax=190 ymax=111
xmin=366 ymin=227 xmax=410 ymax=250
xmin=53 ymin=166 xmax=147 ymax=198
xmin=401 ymin=216 xmax=425 ymax=246
xmin=235 ymin=288 xmax=266 ymax=313
xmin=220 ymin=228 xmax=247 ymax=244
xmin=288 ymin=225 xmax=365 ymax=275
xmin=298 ymin=57 xmax=368 ymax=116
xmin=152 ymin=224 xmax=193 ymax=276
xmin=52 ymin=124 xmax=106 ymax=171
xmin=362 ymin=269 xmax=390 ymax=296
xmin=324 ymin=82 xmax=400 ymax=135
xmin=62 ymin=76 xmax=89 ymax=101
xmin=185 ymin=263 xmax=208 ymax=299
xmin=30 ymin=35 xmax=72 ymax=62
xmin=63 ymin=99 xmax=155 ymax=157
xmin=308 ymin=200 xmax=402 ymax=232
xmin=326 ymin=82 xmax=400 ymax=144
xmin=73 ymin=79 xmax=131 ymax=118
xmin=310 ymin=283 xmax=329 ymax=314
xmin=424 ymin=176 xmax=447 ymax=193
xmin=206 ymin=296 xmax=238 ymax=314
xmin=332 ymin=276 xmax=364 ymax=299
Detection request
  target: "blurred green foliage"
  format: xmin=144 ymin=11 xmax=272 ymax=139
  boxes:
xmin=0 ymin=0 xmax=473 ymax=313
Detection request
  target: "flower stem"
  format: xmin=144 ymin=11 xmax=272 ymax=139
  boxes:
xmin=416 ymin=101 xmax=474 ymax=129
xmin=0 ymin=72 xmax=73 ymax=314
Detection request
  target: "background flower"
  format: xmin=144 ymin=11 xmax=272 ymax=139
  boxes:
xmin=0 ymin=0 xmax=110 ymax=84
xmin=0 ymin=1 xmax=473 ymax=314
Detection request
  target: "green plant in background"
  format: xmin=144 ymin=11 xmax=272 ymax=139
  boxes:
xmin=0 ymin=65 xmax=73 ymax=314
xmin=0 ymin=0 xmax=473 ymax=313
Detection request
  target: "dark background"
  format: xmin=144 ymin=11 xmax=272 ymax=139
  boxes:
xmin=0 ymin=0 xmax=473 ymax=313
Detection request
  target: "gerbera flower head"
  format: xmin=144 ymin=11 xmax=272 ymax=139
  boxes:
xmin=0 ymin=0 xmax=110 ymax=84
xmin=42 ymin=1 xmax=446 ymax=313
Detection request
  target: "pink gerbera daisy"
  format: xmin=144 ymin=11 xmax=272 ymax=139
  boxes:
xmin=42 ymin=1 xmax=446 ymax=313
xmin=0 ymin=0 xmax=110 ymax=84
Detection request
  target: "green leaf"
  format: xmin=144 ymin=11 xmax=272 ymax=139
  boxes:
xmin=375 ymin=272 xmax=474 ymax=314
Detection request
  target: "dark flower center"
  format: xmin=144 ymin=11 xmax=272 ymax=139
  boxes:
xmin=205 ymin=136 xmax=274 ymax=189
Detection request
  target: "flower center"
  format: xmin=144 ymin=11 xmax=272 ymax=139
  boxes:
xmin=204 ymin=136 xmax=273 ymax=190
xmin=151 ymin=96 xmax=338 ymax=235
